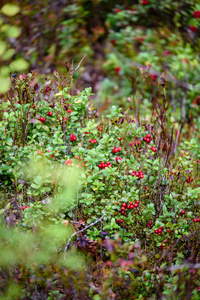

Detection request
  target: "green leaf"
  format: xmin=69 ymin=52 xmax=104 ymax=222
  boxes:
xmin=163 ymin=205 xmax=167 ymax=214
xmin=5 ymin=25 xmax=21 ymax=38
xmin=0 ymin=41 xmax=7 ymax=56
xmin=5 ymin=137 xmax=13 ymax=146
xmin=0 ymin=76 xmax=10 ymax=93
xmin=1 ymin=4 xmax=20 ymax=17
xmin=1 ymin=49 xmax=15 ymax=60
xmin=10 ymin=58 xmax=29 ymax=71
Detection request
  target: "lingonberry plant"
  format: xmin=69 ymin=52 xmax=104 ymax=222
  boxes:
xmin=0 ymin=69 xmax=199 ymax=299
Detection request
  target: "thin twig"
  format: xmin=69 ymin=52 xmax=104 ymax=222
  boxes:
xmin=64 ymin=215 xmax=104 ymax=256
xmin=75 ymin=55 xmax=86 ymax=71
xmin=70 ymin=221 xmax=86 ymax=226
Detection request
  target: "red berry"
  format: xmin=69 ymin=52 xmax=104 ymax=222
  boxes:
xmin=143 ymin=137 xmax=147 ymax=141
xmin=141 ymin=0 xmax=149 ymax=5
xmin=26 ymin=205 xmax=30 ymax=209
xmin=37 ymin=150 xmax=43 ymax=156
xmin=193 ymin=218 xmax=197 ymax=222
xmin=129 ymin=202 xmax=133 ymax=205
xmin=146 ymin=138 xmax=150 ymax=143
xmin=98 ymin=127 xmax=102 ymax=131
xmin=158 ymin=229 xmax=162 ymax=233
xmin=130 ymin=205 xmax=134 ymax=209
xmin=120 ymin=219 xmax=124 ymax=223
xmin=118 ymin=137 xmax=122 ymax=141
xmin=134 ymin=203 xmax=138 ymax=207
xmin=135 ymin=201 xmax=139 ymax=204
xmin=158 ymin=232 xmax=162 ymax=236
xmin=112 ymin=148 xmax=118 ymax=153
xmin=146 ymin=134 xmax=151 ymax=138
xmin=48 ymin=111 xmax=53 ymax=116
xmin=116 ymin=157 xmax=123 ymax=163
xmin=118 ymin=146 xmax=122 ymax=151
xmin=189 ymin=25 xmax=198 ymax=32
xmin=22 ymin=206 xmax=26 ymax=210
xmin=121 ymin=207 xmax=126 ymax=211
xmin=122 ymin=203 xmax=127 ymax=207
xmin=70 ymin=134 xmax=77 ymax=142
xmin=114 ymin=8 xmax=121 ymax=13
xmin=127 ymin=205 xmax=130 ymax=209
xmin=181 ymin=210 xmax=185 ymax=214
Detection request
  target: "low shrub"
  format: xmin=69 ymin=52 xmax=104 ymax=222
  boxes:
xmin=0 ymin=69 xmax=199 ymax=299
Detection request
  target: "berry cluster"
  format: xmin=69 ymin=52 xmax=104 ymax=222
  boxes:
xmin=115 ymin=156 xmax=123 ymax=163
xmin=150 ymin=146 xmax=156 ymax=152
xmin=160 ymin=242 xmax=166 ymax=250
xmin=84 ymin=131 xmax=91 ymax=135
xmin=131 ymin=170 xmax=144 ymax=179
xmin=146 ymin=220 xmax=153 ymax=228
xmin=65 ymin=159 xmax=73 ymax=166
xmin=67 ymin=109 xmax=73 ymax=113
xmin=70 ymin=134 xmax=77 ymax=142
xmin=22 ymin=205 xmax=30 ymax=210
xmin=98 ymin=161 xmax=112 ymax=169
xmin=193 ymin=218 xmax=200 ymax=222
xmin=112 ymin=146 xmax=122 ymax=153
xmin=115 ymin=219 xmax=124 ymax=224
xmin=143 ymin=134 xmax=151 ymax=143
xmin=39 ymin=117 xmax=46 ymax=123
xmin=154 ymin=226 xmax=164 ymax=236
xmin=186 ymin=176 xmax=193 ymax=183
xmin=130 ymin=245 xmax=136 ymax=252
xmin=120 ymin=201 xmax=139 ymax=215
xmin=47 ymin=150 xmax=54 ymax=158
xmin=90 ymin=139 xmax=97 ymax=144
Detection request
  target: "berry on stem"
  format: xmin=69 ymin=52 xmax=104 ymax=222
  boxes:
xmin=70 ymin=134 xmax=77 ymax=142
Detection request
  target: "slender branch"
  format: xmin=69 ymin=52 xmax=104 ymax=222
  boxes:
xmin=75 ymin=55 xmax=86 ymax=71
xmin=64 ymin=215 xmax=104 ymax=255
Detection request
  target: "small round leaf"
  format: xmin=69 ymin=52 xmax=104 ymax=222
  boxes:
xmin=1 ymin=4 xmax=20 ymax=17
